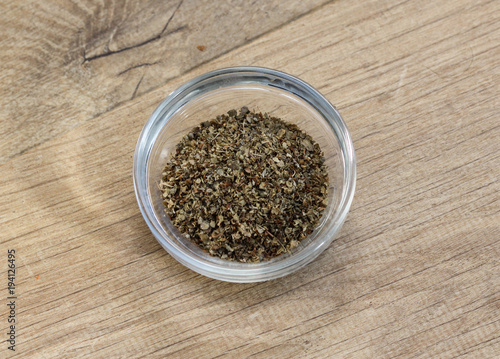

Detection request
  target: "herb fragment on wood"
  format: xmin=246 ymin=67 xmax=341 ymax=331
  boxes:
xmin=160 ymin=107 xmax=329 ymax=263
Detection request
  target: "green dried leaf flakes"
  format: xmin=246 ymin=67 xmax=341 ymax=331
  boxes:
xmin=160 ymin=107 xmax=329 ymax=263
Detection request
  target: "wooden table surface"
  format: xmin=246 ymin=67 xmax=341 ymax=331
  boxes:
xmin=1 ymin=0 xmax=499 ymax=357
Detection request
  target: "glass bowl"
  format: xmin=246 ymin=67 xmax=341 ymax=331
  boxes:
xmin=133 ymin=66 xmax=356 ymax=283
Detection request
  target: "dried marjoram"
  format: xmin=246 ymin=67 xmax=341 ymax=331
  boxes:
xmin=159 ymin=107 xmax=328 ymax=262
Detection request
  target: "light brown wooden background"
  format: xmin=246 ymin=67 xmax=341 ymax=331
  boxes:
xmin=1 ymin=0 xmax=499 ymax=358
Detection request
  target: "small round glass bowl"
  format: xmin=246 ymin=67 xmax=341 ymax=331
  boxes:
xmin=133 ymin=66 xmax=356 ymax=283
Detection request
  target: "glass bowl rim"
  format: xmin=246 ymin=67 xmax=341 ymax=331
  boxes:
xmin=133 ymin=66 xmax=356 ymax=282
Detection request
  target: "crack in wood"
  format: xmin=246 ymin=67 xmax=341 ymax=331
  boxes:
xmin=117 ymin=62 xmax=161 ymax=76
xmin=82 ymin=0 xmax=184 ymax=64
xmin=131 ymin=74 xmax=145 ymax=100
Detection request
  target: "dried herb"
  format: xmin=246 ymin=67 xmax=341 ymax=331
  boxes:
xmin=159 ymin=107 xmax=329 ymax=262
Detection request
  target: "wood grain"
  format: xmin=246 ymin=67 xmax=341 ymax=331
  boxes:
xmin=0 ymin=0 xmax=329 ymax=164
xmin=1 ymin=0 xmax=499 ymax=357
